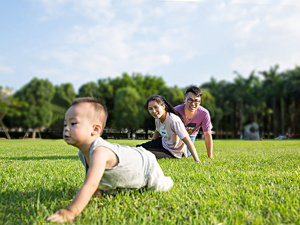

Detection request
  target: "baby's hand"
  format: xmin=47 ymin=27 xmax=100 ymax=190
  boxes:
xmin=47 ymin=209 xmax=76 ymax=223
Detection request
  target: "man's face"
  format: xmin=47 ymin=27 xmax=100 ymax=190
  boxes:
xmin=184 ymin=92 xmax=201 ymax=113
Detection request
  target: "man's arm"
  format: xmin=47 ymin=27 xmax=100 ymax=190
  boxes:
xmin=204 ymin=131 xmax=213 ymax=158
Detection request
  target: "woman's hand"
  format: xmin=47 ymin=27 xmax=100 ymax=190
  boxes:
xmin=47 ymin=209 xmax=76 ymax=223
xmin=195 ymin=160 xmax=210 ymax=164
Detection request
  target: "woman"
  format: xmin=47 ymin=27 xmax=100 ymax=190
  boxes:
xmin=137 ymin=95 xmax=202 ymax=163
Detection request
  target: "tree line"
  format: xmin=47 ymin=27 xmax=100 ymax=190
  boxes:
xmin=1 ymin=64 xmax=299 ymax=139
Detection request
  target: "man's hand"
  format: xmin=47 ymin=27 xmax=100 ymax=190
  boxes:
xmin=47 ymin=209 xmax=76 ymax=223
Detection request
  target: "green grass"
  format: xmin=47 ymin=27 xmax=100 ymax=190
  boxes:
xmin=0 ymin=139 xmax=299 ymax=224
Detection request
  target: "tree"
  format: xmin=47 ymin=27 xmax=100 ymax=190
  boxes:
xmin=50 ymin=83 xmax=76 ymax=131
xmin=77 ymin=73 xmax=166 ymax=132
xmin=260 ymin=65 xmax=284 ymax=138
xmin=133 ymin=74 xmax=166 ymax=135
xmin=201 ymin=89 xmax=223 ymax=137
xmin=202 ymin=79 xmax=235 ymax=138
xmin=231 ymin=71 xmax=262 ymax=137
xmin=158 ymin=86 xmax=184 ymax=106
xmin=78 ymin=81 xmax=101 ymax=98
xmin=113 ymin=87 xmax=143 ymax=138
xmin=202 ymin=78 xmax=235 ymax=138
xmin=133 ymin=74 xmax=166 ymax=99
xmin=0 ymin=87 xmax=27 ymax=139
xmin=282 ymin=66 xmax=300 ymax=136
xmin=14 ymin=78 xmax=55 ymax=138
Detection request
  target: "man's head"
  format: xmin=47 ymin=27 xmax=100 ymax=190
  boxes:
xmin=184 ymin=86 xmax=202 ymax=113
xmin=63 ymin=97 xmax=108 ymax=147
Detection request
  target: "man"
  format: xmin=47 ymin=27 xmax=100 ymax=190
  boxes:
xmin=175 ymin=86 xmax=213 ymax=158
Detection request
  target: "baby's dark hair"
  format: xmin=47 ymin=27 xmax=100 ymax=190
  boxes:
xmin=185 ymin=86 xmax=202 ymax=97
xmin=145 ymin=95 xmax=186 ymax=125
xmin=71 ymin=97 xmax=108 ymax=132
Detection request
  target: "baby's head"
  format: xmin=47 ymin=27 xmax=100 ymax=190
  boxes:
xmin=63 ymin=97 xmax=108 ymax=147
xmin=70 ymin=97 xmax=108 ymax=133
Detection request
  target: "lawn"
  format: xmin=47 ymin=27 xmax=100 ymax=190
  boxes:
xmin=0 ymin=139 xmax=299 ymax=224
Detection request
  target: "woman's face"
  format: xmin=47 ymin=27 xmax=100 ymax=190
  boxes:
xmin=147 ymin=100 xmax=166 ymax=120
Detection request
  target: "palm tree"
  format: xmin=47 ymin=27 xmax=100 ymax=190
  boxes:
xmin=282 ymin=66 xmax=300 ymax=137
xmin=260 ymin=65 xmax=284 ymax=138
xmin=202 ymin=78 xmax=232 ymax=138
xmin=233 ymin=71 xmax=263 ymax=135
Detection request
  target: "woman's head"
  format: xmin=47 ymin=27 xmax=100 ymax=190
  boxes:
xmin=145 ymin=95 xmax=167 ymax=109
xmin=145 ymin=95 xmax=167 ymax=120
xmin=145 ymin=95 xmax=186 ymax=125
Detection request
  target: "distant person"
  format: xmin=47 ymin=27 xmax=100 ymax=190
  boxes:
xmin=175 ymin=86 xmax=213 ymax=158
xmin=47 ymin=97 xmax=173 ymax=223
xmin=137 ymin=95 xmax=206 ymax=163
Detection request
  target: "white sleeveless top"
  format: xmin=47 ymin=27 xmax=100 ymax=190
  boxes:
xmin=78 ymin=137 xmax=173 ymax=191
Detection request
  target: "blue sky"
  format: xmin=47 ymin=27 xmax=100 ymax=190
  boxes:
xmin=1 ymin=0 xmax=300 ymax=93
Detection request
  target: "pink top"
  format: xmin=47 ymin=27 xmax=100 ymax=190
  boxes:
xmin=175 ymin=104 xmax=213 ymax=136
xmin=155 ymin=113 xmax=189 ymax=158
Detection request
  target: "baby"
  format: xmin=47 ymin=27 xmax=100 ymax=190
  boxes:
xmin=47 ymin=97 xmax=173 ymax=223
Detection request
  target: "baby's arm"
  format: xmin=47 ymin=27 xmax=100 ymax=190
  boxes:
xmin=47 ymin=146 xmax=118 ymax=223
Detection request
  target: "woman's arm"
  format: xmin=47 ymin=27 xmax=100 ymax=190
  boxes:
xmin=182 ymin=136 xmax=201 ymax=163
xmin=152 ymin=130 xmax=161 ymax=140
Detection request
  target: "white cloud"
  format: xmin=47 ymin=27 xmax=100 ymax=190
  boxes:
xmin=29 ymin=0 xmax=200 ymax=87
xmin=0 ymin=64 xmax=13 ymax=73
xmin=209 ymin=2 xmax=249 ymax=23
xmin=277 ymin=52 xmax=300 ymax=71
xmin=72 ymin=0 xmax=113 ymax=20
xmin=162 ymin=0 xmax=206 ymax=2
xmin=30 ymin=0 xmax=113 ymax=20
xmin=231 ymin=48 xmax=300 ymax=76
xmin=202 ymin=1 xmax=300 ymax=78
xmin=6 ymin=0 xmax=298 ymax=91
xmin=31 ymin=67 xmax=62 ymax=77
xmin=267 ymin=15 xmax=300 ymax=38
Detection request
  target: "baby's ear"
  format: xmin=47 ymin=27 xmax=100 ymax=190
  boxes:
xmin=92 ymin=124 xmax=102 ymax=136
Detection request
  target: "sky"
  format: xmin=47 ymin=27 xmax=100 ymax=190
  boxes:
xmin=1 ymin=0 xmax=300 ymax=93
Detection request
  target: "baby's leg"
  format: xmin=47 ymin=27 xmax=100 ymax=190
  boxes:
xmin=147 ymin=152 xmax=174 ymax=191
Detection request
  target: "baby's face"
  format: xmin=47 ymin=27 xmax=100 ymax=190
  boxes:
xmin=63 ymin=103 xmax=95 ymax=147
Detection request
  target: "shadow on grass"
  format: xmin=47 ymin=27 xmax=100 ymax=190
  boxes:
xmin=0 ymin=155 xmax=78 ymax=161
xmin=0 ymin=184 xmax=146 ymax=223
xmin=0 ymin=183 xmax=80 ymax=223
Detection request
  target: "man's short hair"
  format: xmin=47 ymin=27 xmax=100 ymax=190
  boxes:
xmin=185 ymin=86 xmax=202 ymax=97
xmin=71 ymin=97 xmax=108 ymax=130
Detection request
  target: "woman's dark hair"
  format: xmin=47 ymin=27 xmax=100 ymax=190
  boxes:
xmin=145 ymin=95 xmax=186 ymax=125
